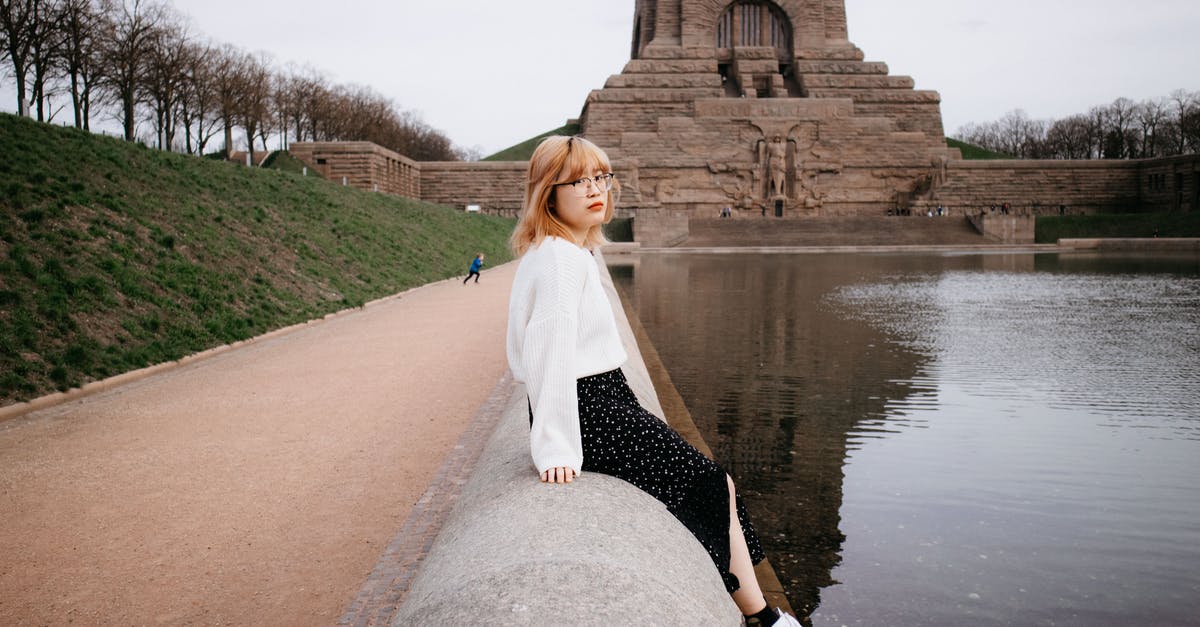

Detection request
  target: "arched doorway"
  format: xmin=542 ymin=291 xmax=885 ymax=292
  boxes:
xmin=714 ymin=1 xmax=800 ymax=97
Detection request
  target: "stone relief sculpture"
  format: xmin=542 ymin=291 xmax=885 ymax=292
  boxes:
xmin=655 ymin=178 xmax=677 ymax=203
xmin=755 ymin=135 xmax=793 ymax=200
xmin=785 ymin=127 xmax=841 ymax=213
xmin=718 ymin=170 xmax=755 ymax=209
xmin=767 ymin=136 xmax=788 ymax=197
xmin=620 ymin=157 xmax=642 ymax=203
xmin=928 ymin=154 xmax=948 ymax=200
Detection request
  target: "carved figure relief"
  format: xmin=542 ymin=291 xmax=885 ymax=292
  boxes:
xmin=928 ymin=154 xmax=948 ymax=200
xmin=620 ymin=157 xmax=642 ymax=203
xmin=755 ymin=134 xmax=794 ymax=200
xmin=655 ymin=178 xmax=677 ymax=203
xmin=767 ymin=136 xmax=788 ymax=197
xmin=717 ymin=170 xmax=756 ymax=209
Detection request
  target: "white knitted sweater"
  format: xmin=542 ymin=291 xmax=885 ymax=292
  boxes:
xmin=506 ymin=236 xmax=628 ymax=474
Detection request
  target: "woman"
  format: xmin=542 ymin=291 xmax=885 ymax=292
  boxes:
xmin=506 ymin=135 xmax=800 ymax=626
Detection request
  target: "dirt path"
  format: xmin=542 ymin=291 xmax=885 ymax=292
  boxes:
xmin=0 ymin=263 xmax=516 ymax=625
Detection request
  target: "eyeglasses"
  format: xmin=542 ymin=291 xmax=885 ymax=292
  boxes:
xmin=555 ymin=173 xmax=615 ymax=196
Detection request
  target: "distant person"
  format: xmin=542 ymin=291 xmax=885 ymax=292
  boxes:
xmin=506 ymin=135 xmax=801 ymax=627
xmin=463 ymin=252 xmax=484 ymax=284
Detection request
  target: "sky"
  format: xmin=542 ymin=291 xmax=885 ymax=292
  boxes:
xmin=3 ymin=0 xmax=1198 ymax=155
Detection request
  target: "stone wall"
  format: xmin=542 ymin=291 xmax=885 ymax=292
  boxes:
xmin=967 ymin=214 xmax=1036 ymax=244
xmin=287 ymin=143 xmax=1197 ymax=243
xmin=287 ymin=143 xmax=527 ymax=217
xmin=289 ymin=142 xmax=420 ymax=198
xmin=921 ymin=154 xmax=1200 ymax=217
xmin=1138 ymin=153 xmax=1200 ymax=213
xmin=419 ymin=161 xmax=527 ymax=217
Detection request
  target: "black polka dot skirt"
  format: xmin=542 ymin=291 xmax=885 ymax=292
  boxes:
xmin=541 ymin=367 xmax=766 ymax=593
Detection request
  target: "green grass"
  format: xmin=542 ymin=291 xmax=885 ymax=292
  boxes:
xmin=947 ymin=137 xmax=1012 ymax=160
xmin=262 ymin=150 xmax=324 ymax=177
xmin=0 ymin=112 xmax=515 ymax=406
xmin=1035 ymin=212 xmax=1200 ymax=243
xmin=482 ymin=122 xmax=581 ymax=161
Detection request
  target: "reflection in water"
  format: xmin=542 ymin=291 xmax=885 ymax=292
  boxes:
xmin=612 ymin=252 xmax=1200 ymax=627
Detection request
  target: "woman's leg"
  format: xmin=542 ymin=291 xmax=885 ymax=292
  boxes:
xmin=727 ymin=474 xmax=769 ymax=614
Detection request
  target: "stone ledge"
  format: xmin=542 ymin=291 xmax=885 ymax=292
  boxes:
xmin=807 ymin=88 xmax=942 ymax=103
xmin=1059 ymin=238 xmax=1200 ymax=251
xmin=388 ymin=253 xmax=741 ymax=626
xmin=801 ymin=74 xmax=915 ymax=89
xmin=793 ymin=60 xmax=889 ymax=74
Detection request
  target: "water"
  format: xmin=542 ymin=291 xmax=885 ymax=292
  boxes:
xmin=609 ymin=251 xmax=1200 ymax=627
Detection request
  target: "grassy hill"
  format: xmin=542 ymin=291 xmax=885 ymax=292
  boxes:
xmin=1036 ymin=212 xmax=1200 ymax=243
xmin=947 ymin=137 xmax=1011 ymax=160
xmin=0 ymin=113 xmax=515 ymax=407
xmin=482 ymin=122 xmax=581 ymax=161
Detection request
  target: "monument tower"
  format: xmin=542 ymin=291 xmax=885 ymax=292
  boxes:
xmin=579 ymin=0 xmax=957 ymax=224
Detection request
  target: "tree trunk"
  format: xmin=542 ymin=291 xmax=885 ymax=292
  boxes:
xmin=70 ymin=72 xmax=82 ymax=128
xmin=34 ymin=76 xmax=45 ymax=121
xmin=123 ymin=94 xmax=136 ymax=141
xmin=81 ymin=85 xmax=91 ymax=130
xmin=13 ymin=65 xmax=29 ymax=116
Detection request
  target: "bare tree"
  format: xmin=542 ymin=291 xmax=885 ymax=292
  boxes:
xmin=270 ymin=67 xmax=296 ymax=150
xmin=208 ymin=43 xmax=245 ymax=156
xmin=58 ymin=0 xmax=101 ymax=129
xmin=287 ymin=67 xmax=326 ymax=143
xmin=1044 ymin=114 xmax=1092 ymax=159
xmin=96 ymin=0 xmax=164 ymax=141
xmin=307 ymin=78 xmax=335 ymax=141
xmin=1168 ymin=89 xmax=1198 ymax=155
xmin=1083 ymin=106 xmax=1107 ymax=159
xmin=1102 ymin=97 xmax=1137 ymax=158
xmin=235 ymin=50 xmax=271 ymax=163
xmin=139 ymin=11 xmax=189 ymax=151
xmin=1134 ymin=98 xmax=1168 ymax=158
xmin=984 ymin=109 xmax=1048 ymax=158
xmin=176 ymin=39 xmax=218 ymax=154
xmin=1181 ymin=96 xmax=1200 ymax=155
xmin=1 ymin=0 xmax=36 ymax=116
xmin=27 ymin=0 xmax=69 ymax=122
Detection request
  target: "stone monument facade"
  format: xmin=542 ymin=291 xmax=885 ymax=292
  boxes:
xmin=580 ymin=0 xmax=958 ymax=220
xmin=289 ymin=1 xmax=1197 ymax=245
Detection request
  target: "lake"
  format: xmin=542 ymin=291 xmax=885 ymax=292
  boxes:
xmin=610 ymin=251 xmax=1200 ymax=627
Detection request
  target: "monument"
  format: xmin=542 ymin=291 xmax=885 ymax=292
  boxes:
xmin=579 ymin=0 xmax=959 ymax=220
xmin=291 ymin=0 xmax=1197 ymax=244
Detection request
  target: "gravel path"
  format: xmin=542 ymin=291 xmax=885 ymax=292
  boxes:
xmin=0 ymin=262 xmax=516 ymax=625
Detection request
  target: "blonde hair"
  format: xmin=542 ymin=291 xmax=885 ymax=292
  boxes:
xmin=510 ymin=135 xmax=618 ymax=255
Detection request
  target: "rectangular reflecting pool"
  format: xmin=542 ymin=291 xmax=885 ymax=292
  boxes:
xmin=610 ymin=251 xmax=1200 ymax=627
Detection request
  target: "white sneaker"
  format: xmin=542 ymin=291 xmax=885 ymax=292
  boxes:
xmin=771 ymin=608 xmax=802 ymax=627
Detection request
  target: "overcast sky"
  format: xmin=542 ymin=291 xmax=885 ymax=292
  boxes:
xmin=4 ymin=0 xmax=1198 ymax=155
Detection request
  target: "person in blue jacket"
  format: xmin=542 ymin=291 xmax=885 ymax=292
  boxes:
xmin=463 ymin=252 xmax=484 ymax=284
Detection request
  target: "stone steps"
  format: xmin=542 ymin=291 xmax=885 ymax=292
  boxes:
xmin=681 ymin=215 xmax=987 ymax=247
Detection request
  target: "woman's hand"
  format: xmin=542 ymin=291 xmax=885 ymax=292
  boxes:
xmin=540 ymin=466 xmax=578 ymax=484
